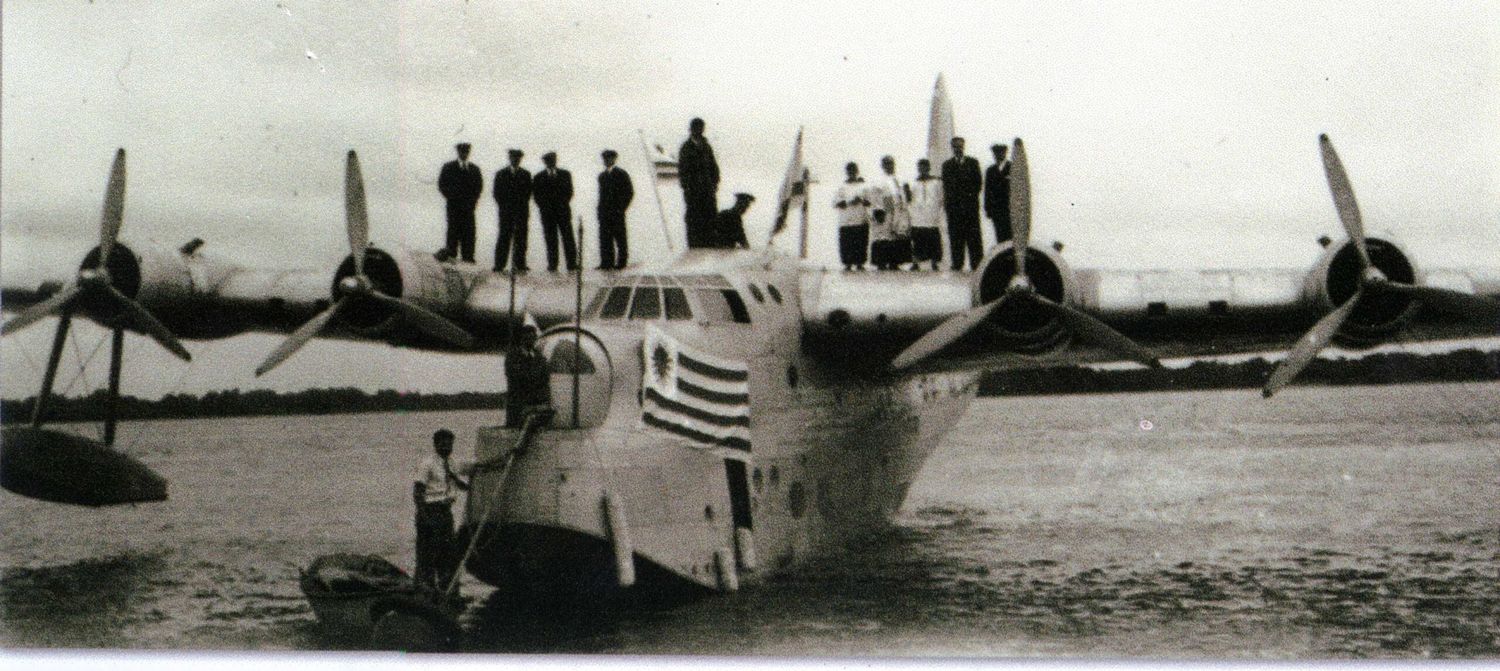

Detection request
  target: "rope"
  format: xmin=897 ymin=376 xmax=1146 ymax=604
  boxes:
xmin=441 ymin=413 xmax=538 ymax=596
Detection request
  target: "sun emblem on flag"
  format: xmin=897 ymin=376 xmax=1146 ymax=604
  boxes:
xmin=652 ymin=344 xmax=673 ymax=383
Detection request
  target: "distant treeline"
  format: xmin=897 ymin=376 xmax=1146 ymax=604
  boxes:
xmin=3 ymin=350 xmax=1496 ymax=424
xmin=979 ymin=348 xmax=1500 ymax=396
xmin=1 ymin=388 xmax=505 ymax=425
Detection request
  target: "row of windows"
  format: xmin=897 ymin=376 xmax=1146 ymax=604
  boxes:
xmin=584 ymin=275 xmax=785 ymax=324
xmin=589 ymin=285 xmax=752 ymax=323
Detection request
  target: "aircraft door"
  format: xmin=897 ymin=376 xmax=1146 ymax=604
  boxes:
xmin=538 ymin=329 xmax=614 ymax=428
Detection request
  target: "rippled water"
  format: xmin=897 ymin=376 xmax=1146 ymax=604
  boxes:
xmin=2 ymin=382 xmax=1497 ymax=658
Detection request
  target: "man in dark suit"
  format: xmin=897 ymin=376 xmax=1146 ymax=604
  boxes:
xmin=492 ymin=149 xmax=532 ymax=272
xmin=438 ymin=143 xmax=483 ymax=263
xmin=532 ymin=152 xmax=578 ymax=272
xmin=941 ymin=136 xmax=983 ymax=271
xmin=984 ymin=143 xmax=1012 ymax=246
xmin=596 ymin=149 xmax=634 ymax=270
xmin=678 ymin=117 xmax=720 ymax=248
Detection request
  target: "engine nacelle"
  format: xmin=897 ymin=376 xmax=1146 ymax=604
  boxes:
xmin=331 ymin=246 xmax=471 ymax=340
xmin=1303 ymin=237 xmax=1420 ymax=348
xmin=971 ymin=242 xmax=1078 ymax=354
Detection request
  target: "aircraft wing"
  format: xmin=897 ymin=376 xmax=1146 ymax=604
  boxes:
xmin=799 ymin=257 xmax=1500 ymax=386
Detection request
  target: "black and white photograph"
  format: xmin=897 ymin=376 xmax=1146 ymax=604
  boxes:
xmin=2 ymin=1 xmax=1498 ymax=664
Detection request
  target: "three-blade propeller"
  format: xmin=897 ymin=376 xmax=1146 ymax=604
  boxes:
xmin=254 ymin=151 xmax=474 ymax=377
xmin=1261 ymin=136 xmax=1500 ymax=397
xmin=0 ymin=149 xmax=191 ymax=361
xmin=891 ymin=139 xmax=1161 ymax=371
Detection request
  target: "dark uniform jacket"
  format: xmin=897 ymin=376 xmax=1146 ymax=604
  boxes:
xmin=597 ymin=167 xmax=634 ymax=215
xmin=493 ymin=166 xmax=533 ymax=215
xmin=712 ymin=208 xmax=749 ymax=249
xmin=984 ymin=161 xmax=1011 ymax=221
xmin=533 ymin=168 xmax=574 ymax=211
xmin=439 ymin=160 xmax=484 ymax=206
xmin=941 ymin=156 xmax=983 ymax=208
xmin=504 ymin=345 xmax=551 ymax=425
xmin=678 ymin=137 xmax=720 ymax=193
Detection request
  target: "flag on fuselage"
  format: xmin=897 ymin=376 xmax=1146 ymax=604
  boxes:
xmin=641 ymin=325 xmax=750 ymax=456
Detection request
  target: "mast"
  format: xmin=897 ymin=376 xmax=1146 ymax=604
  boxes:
xmin=638 ymin=129 xmax=676 ymax=254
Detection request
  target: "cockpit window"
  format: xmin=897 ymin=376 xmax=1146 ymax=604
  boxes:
xmin=722 ymin=290 xmax=751 ymax=323
xmin=747 ymin=284 xmax=765 ymax=303
xmin=585 ymin=288 xmax=609 ymax=316
xmin=767 ymin=284 xmax=783 ymax=304
xmin=663 ymin=287 xmax=692 ymax=320
xmin=629 ymin=286 xmax=662 ymax=320
xmin=599 ymin=286 xmax=632 ymax=319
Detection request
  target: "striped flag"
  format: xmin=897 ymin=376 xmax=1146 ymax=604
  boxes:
xmin=641 ymin=325 xmax=750 ymax=456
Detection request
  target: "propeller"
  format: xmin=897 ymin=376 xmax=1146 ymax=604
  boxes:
xmin=891 ymin=139 xmax=1161 ymax=371
xmin=0 ymin=149 xmax=191 ymax=362
xmin=1262 ymin=135 xmax=1500 ymax=397
xmin=254 ymin=151 xmax=475 ymax=377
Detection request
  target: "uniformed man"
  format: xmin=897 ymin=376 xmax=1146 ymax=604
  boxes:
xmin=596 ymin=150 xmax=634 ymax=270
xmin=532 ymin=152 xmax=578 ymax=272
xmin=493 ymin=149 xmax=532 ymax=273
xmin=413 ymin=428 xmax=469 ymax=594
xmin=834 ymin=162 xmax=870 ymax=271
xmin=984 ymin=143 xmax=1013 ymax=245
xmin=438 ymin=143 xmax=483 ymax=264
xmin=941 ymin=137 xmax=983 ymax=271
xmin=504 ymin=325 xmax=551 ymax=428
xmin=909 ymin=159 xmax=944 ymax=270
xmin=711 ymin=192 xmax=755 ymax=249
xmin=678 ymin=117 xmax=721 ymax=248
xmin=870 ymin=155 xmax=913 ymax=270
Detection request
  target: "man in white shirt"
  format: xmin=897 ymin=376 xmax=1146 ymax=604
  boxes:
xmin=909 ymin=159 xmax=944 ymax=270
xmin=833 ymin=162 xmax=870 ymax=271
xmin=413 ymin=429 xmax=469 ymax=594
xmin=869 ymin=155 xmax=913 ymax=270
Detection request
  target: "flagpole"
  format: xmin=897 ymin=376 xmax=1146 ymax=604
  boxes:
xmin=638 ymin=129 xmax=676 ymax=254
xmin=572 ymin=217 xmax=584 ymax=429
xmin=797 ymin=169 xmax=811 ymax=260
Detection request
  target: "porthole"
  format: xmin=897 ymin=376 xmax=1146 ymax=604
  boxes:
xmin=767 ymin=284 xmax=783 ymax=303
xmin=787 ymin=365 xmax=798 ymax=388
xmin=752 ymin=467 xmax=764 ymax=493
xmin=704 ymin=505 xmax=715 ymax=521
xmin=788 ymin=482 xmax=806 ymax=518
xmin=769 ymin=465 xmax=780 ymax=487
xmin=748 ymin=284 xmax=765 ymax=303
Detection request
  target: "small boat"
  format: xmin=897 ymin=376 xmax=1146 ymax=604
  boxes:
xmin=299 ymin=553 xmax=458 ymax=647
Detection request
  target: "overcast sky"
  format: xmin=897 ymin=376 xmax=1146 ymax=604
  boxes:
xmin=2 ymin=1 xmax=1497 ymax=399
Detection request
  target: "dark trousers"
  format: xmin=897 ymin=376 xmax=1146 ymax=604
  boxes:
xmin=495 ymin=210 xmax=529 ymax=271
xmin=539 ymin=206 xmax=578 ymax=271
xmin=989 ymin=213 xmax=1013 ymax=246
xmin=945 ymin=204 xmax=982 ymax=270
xmin=683 ymin=189 xmax=718 ymax=248
xmin=415 ymin=502 xmax=457 ymax=592
xmin=445 ymin=203 xmax=476 ymax=262
xmin=912 ymin=227 xmax=942 ymax=267
xmin=838 ymin=225 xmax=869 ymax=268
xmin=871 ymin=238 xmax=912 ymax=269
xmin=598 ymin=210 xmax=628 ymax=269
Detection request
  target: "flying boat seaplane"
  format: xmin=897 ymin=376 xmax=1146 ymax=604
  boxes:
xmin=3 ymin=131 xmax=1498 ymax=600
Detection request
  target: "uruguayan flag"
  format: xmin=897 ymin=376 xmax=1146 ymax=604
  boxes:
xmin=641 ymin=325 xmax=750 ymax=455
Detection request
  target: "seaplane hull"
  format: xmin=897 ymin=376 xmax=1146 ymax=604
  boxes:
xmin=459 ymin=361 xmax=981 ymax=596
